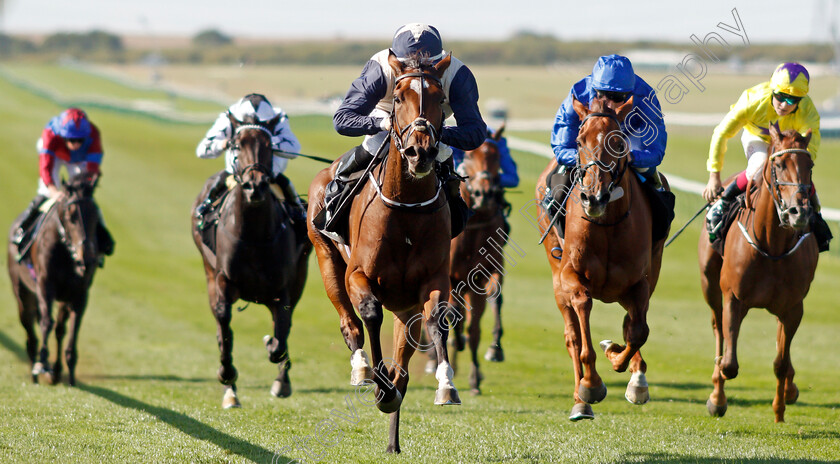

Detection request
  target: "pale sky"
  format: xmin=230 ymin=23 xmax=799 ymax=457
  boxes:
xmin=2 ymin=0 xmax=839 ymax=44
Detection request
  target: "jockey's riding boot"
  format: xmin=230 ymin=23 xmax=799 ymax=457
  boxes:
xmin=196 ymin=172 xmax=230 ymax=219
xmin=810 ymin=193 xmax=833 ymax=253
xmin=13 ymin=195 xmax=47 ymax=246
xmin=706 ymin=181 xmax=743 ymax=242
xmin=320 ymin=145 xmax=374 ymax=231
xmin=438 ymin=158 xmax=473 ymax=238
xmin=544 ymin=166 xmax=574 ymax=240
xmin=274 ymin=173 xmax=309 ymax=243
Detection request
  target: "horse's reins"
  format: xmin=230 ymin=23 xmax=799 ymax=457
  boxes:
xmin=736 ymin=148 xmax=813 ymax=260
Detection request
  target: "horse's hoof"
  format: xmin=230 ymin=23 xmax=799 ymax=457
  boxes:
xmin=569 ymin=403 xmax=595 ymax=421
xmin=386 ymin=444 xmax=401 ymax=454
xmin=32 ymin=362 xmax=47 ymax=376
xmin=706 ymin=397 xmax=727 ymax=417
xmin=599 ymin=339 xmax=619 ymax=355
xmin=350 ymin=367 xmax=374 ymax=386
xmin=222 ymin=387 xmax=241 ymax=409
xmin=469 ymin=369 xmax=484 ymax=391
xmin=376 ymin=389 xmax=402 ymax=414
xmin=470 ymin=387 xmax=481 ymax=396
xmin=578 ymin=382 xmax=607 ymax=404
xmin=484 ymin=344 xmax=505 ymax=362
xmin=625 ymin=371 xmax=649 ymax=405
xmin=435 ymin=386 xmax=461 ymax=405
xmin=270 ymin=379 xmax=292 ymax=398
xmin=785 ymin=384 xmax=799 ymax=405
xmin=424 ymin=359 xmax=437 ymax=375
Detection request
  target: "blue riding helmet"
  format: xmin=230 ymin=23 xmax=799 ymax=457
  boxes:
xmin=591 ymin=54 xmax=635 ymax=93
xmin=57 ymin=108 xmax=92 ymax=139
xmin=390 ymin=23 xmax=445 ymax=62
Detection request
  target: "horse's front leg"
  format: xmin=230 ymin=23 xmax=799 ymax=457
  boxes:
xmin=64 ymin=299 xmax=87 ymax=387
xmin=484 ymin=288 xmax=505 ymax=362
xmin=211 ymin=273 xmax=239 ymax=408
xmin=562 ymin=271 xmax=606 ymax=408
xmin=32 ymin=282 xmax=56 ymax=380
xmin=347 ymin=270 xmax=400 ymax=412
xmin=385 ymin=308 xmax=421 ymax=454
xmin=707 ymin=294 xmax=728 ymax=417
xmin=773 ymin=303 xmax=803 ymax=423
xmin=720 ymin=293 xmax=747 ymax=380
xmin=603 ymin=279 xmax=650 ymax=373
xmin=465 ymin=291 xmax=487 ymax=395
xmin=49 ymin=302 xmax=70 ymax=385
xmin=424 ymin=282 xmax=461 ymax=406
xmin=265 ymin=292 xmax=292 ymax=398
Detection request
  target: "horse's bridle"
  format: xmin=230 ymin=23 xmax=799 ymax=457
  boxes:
xmin=55 ymin=196 xmax=94 ymax=262
xmin=391 ymin=72 xmax=444 ymax=155
xmin=764 ymin=148 xmax=813 ymax=227
xmin=575 ymin=112 xmax=629 ymax=197
xmin=230 ymin=124 xmax=274 ymax=183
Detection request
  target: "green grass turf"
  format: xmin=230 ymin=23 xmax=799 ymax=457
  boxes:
xmin=1 ymin=70 xmax=839 ymax=463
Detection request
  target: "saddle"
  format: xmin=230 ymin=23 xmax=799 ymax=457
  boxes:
xmin=15 ymin=198 xmax=59 ymax=262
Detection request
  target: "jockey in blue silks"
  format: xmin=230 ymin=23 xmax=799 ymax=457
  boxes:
xmin=550 ymin=54 xmax=667 ymax=187
xmin=315 ymin=23 xmax=486 ymax=240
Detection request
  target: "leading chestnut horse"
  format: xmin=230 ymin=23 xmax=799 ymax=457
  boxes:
xmin=191 ymin=114 xmax=311 ymax=408
xmin=536 ymin=97 xmax=669 ymax=420
xmin=307 ymin=52 xmax=459 ymax=454
xmin=698 ymin=123 xmax=818 ymax=423
xmin=7 ymin=172 xmax=103 ymax=386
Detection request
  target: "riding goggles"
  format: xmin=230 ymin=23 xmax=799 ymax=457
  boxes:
xmin=596 ymin=90 xmax=631 ymax=103
xmin=773 ymin=92 xmax=802 ymax=105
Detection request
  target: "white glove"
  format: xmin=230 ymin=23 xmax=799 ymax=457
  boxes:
xmin=379 ymin=118 xmax=391 ymax=132
xmin=436 ymin=144 xmax=453 ymax=162
xmin=212 ymin=138 xmax=229 ymax=153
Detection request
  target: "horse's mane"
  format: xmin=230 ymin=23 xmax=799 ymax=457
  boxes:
xmin=64 ymin=172 xmax=97 ymax=197
xmin=588 ymin=97 xmax=616 ymax=115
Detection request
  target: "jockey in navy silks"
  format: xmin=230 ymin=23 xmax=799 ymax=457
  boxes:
xmin=316 ymin=23 xmax=486 ymax=239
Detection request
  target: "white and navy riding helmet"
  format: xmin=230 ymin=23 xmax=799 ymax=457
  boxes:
xmin=228 ymin=93 xmax=277 ymax=125
xmin=390 ymin=23 xmax=445 ymax=63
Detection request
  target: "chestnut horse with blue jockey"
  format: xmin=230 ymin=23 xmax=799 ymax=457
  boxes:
xmin=536 ymin=97 xmax=669 ymax=420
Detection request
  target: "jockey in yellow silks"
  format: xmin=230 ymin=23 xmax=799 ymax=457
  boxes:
xmin=703 ymin=62 xmax=832 ymax=251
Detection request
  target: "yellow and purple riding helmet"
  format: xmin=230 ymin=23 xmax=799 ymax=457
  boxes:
xmin=770 ymin=62 xmax=810 ymax=98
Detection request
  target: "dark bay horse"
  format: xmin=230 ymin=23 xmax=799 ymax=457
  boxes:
xmin=536 ymin=97 xmax=669 ymax=420
xmin=698 ymin=123 xmax=818 ymax=423
xmin=447 ymin=126 xmax=509 ymax=395
xmin=307 ymin=52 xmax=459 ymax=453
xmin=191 ymin=114 xmax=310 ymax=408
xmin=7 ymin=173 xmax=102 ymax=386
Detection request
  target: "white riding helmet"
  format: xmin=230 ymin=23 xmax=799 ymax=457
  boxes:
xmin=228 ymin=93 xmax=277 ymax=123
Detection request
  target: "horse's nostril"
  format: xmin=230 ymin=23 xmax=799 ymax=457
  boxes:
xmin=789 ymin=207 xmax=798 ymax=215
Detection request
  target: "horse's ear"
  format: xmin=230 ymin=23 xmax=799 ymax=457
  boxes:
xmin=267 ymin=113 xmax=281 ymax=130
xmin=388 ymin=50 xmax=405 ymax=77
xmin=493 ymin=122 xmax=506 ymax=141
xmin=227 ymin=110 xmax=240 ymax=130
xmin=433 ymin=53 xmax=452 ymax=78
xmin=616 ymin=96 xmax=634 ymax=122
xmin=803 ymin=129 xmax=812 ymax=147
xmin=572 ymin=97 xmax=590 ymax=121
xmin=769 ymin=121 xmax=781 ymax=146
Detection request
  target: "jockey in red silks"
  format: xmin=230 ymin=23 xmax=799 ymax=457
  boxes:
xmin=13 ymin=108 xmax=114 ymax=260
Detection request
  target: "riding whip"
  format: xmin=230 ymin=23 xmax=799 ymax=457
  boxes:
xmin=273 ymin=150 xmax=334 ymax=164
xmin=664 ymin=202 xmax=710 ymax=247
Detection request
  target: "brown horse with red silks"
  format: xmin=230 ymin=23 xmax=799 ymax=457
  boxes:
xmin=447 ymin=125 xmax=509 ymax=395
xmin=699 ymin=123 xmax=818 ymax=423
xmin=307 ymin=52 xmax=460 ymax=454
xmin=536 ymin=96 xmax=669 ymax=420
